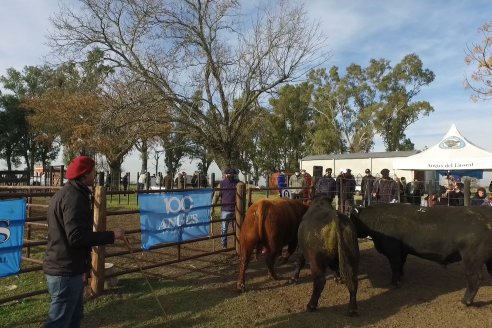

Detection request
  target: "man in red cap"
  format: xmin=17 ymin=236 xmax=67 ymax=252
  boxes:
xmin=43 ymin=155 xmax=125 ymax=327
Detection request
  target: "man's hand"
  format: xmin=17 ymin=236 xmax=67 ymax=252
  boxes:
xmin=113 ymin=227 xmax=125 ymax=240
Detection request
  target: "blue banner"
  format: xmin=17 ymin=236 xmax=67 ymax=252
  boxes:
xmin=437 ymin=170 xmax=483 ymax=179
xmin=139 ymin=189 xmax=213 ymax=250
xmin=0 ymin=198 xmax=26 ymax=278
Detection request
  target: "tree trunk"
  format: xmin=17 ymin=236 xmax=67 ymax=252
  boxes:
xmin=140 ymin=139 xmax=148 ymax=173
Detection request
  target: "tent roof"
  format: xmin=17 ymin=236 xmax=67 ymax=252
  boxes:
xmin=393 ymin=124 xmax=492 ymax=170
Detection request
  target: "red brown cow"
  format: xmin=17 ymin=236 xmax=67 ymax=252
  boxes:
xmin=237 ymin=198 xmax=309 ymax=292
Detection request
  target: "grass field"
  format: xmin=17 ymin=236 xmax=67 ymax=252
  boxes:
xmin=1 ymin=188 xmax=282 ymax=327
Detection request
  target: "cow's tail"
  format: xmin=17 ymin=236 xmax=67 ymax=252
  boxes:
xmin=335 ymin=213 xmax=360 ymax=293
xmin=255 ymin=202 xmax=270 ymax=248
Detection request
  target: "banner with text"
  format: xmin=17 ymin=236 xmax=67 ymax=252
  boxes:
xmin=139 ymin=189 xmax=213 ymax=250
xmin=0 ymin=198 xmax=26 ymax=278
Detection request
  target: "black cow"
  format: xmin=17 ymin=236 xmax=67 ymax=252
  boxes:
xmin=350 ymin=203 xmax=492 ymax=306
xmin=291 ymin=195 xmax=359 ymax=315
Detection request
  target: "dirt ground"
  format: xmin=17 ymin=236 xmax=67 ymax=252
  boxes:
xmin=158 ymin=239 xmax=492 ymax=328
xmin=19 ymin=202 xmax=492 ymax=327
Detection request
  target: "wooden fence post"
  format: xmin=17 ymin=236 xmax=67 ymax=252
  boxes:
xmin=90 ymin=186 xmax=107 ymax=297
xmin=464 ymin=179 xmax=471 ymax=207
xmin=235 ymin=182 xmax=246 ymax=255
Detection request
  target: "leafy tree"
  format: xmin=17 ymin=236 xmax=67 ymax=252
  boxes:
xmin=371 ymin=54 xmax=435 ymax=151
xmin=307 ymin=54 xmax=434 ymax=153
xmin=49 ymin=0 xmax=327 ymax=170
xmin=465 ymin=22 xmax=492 ymax=101
xmin=161 ymin=127 xmax=190 ymax=178
xmin=0 ymin=66 xmax=60 ymax=173
xmin=0 ymin=95 xmax=25 ymax=170
xmin=188 ymin=144 xmax=214 ymax=176
xmin=268 ymin=83 xmax=312 ymax=171
xmin=307 ymin=66 xmax=373 ymax=153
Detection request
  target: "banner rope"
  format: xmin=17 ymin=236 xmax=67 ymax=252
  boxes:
xmin=123 ymin=236 xmax=167 ymax=317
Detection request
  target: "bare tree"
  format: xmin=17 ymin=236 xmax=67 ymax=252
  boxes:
xmin=465 ymin=22 xmax=492 ymax=101
xmin=49 ymin=0 xmax=328 ymax=169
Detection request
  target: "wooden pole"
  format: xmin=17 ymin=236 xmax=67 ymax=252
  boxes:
xmin=90 ymin=186 xmax=107 ymax=297
xmin=235 ymin=182 xmax=246 ymax=255
xmin=464 ymin=179 xmax=471 ymax=207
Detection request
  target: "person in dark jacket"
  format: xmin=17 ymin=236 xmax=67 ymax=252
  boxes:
xmin=471 ymin=187 xmax=487 ymax=206
xmin=314 ymin=168 xmax=337 ymax=202
xmin=372 ymin=168 xmax=398 ymax=204
xmin=212 ymin=167 xmax=240 ymax=248
xmin=360 ymin=169 xmax=375 ymax=207
xmin=43 ymin=156 xmax=125 ymax=328
xmin=163 ymin=171 xmax=173 ymax=190
xmin=336 ymin=168 xmax=356 ymax=215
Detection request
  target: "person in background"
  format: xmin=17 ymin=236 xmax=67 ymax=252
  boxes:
xmin=301 ymin=169 xmax=313 ymax=203
xmin=191 ymin=172 xmax=199 ymax=188
xmin=176 ymin=171 xmax=186 ymax=189
xmin=372 ymin=168 xmax=398 ymax=204
xmin=163 ymin=171 xmax=173 ymax=190
xmin=277 ymin=170 xmax=286 ymax=197
xmin=288 ymin=170 xmax=305 ymax=199
xmin=105 ymin=172 xmax=112 ymax=190
xmin=471 ymin=187 xmax=487 ymax=206
xmin=398 ymin=177 xmax=408 ymax=203
xmin=315 ymin=168 xmax=337 ymax=203
xmin=121 ymin=173 xmax=128 ymax=194
xmin=155 ymin=173 xmax=162 ymax=189
xmin=199 ymin=172 xmax=208 ymax=188
xmin=212 ymin=168 xmax=240 ymax=248
xmin=43 ymin=156 xmax=125 ymax=328
xmin=337 ymin=168 xmax=356 ymax=215
xmin=138 ymin=171 xmax=147 ymax=190
xmin=481 ymin=194 xmax=492 ymax=206
xmin=448 ymin=182 xmax=464 ymax=206
xmin=408 ymin=178 xmax=424 ymax=205
xmin=361 ymin=169 xmax=375 ymax=207
xmin=443 ymin=173 xmax=456 ymax=195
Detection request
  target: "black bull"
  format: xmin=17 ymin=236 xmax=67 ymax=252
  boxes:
xmin=291 ymin=195 xmax=359 ymax=315
xmin=350 ymin=203 xmax=492 ymax=305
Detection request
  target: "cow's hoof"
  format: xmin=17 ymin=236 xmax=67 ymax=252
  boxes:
xmin=237 ymin=284 xmax=245 ymax=293
xmin=461 ymin=298 xmax=473 ymax=306
xmin=306 ymin=304 xmax=317 ymax=312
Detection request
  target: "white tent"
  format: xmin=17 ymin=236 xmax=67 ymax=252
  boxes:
xmin=393 ymin=124 xmax=492 ymax=170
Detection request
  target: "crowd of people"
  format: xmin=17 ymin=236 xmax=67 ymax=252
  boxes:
xmin=274 ymin=167 xmax=492 ymax=213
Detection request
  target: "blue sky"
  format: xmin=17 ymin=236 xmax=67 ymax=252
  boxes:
xmin=1 ymin=0 xmax=491 ymax=175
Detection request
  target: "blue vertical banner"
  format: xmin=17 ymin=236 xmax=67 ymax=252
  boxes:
xmin=0 ymin=198 xmax=26 ymax=278
xmin=139 ymin=189 xmax=213 ymax=250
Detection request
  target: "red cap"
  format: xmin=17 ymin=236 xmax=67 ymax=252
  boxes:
xmin=65 ymin=156 xmax=95 ymax=180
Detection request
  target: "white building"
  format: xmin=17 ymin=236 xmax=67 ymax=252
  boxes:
xmin=300 ymin=150 xmax=425 ymax=185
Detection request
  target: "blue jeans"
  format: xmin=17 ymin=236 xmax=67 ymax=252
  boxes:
xmin=45 ymin=274 xmax=84 ymax=328
xmin=220 ymin=210 xmax=235 ymax=247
